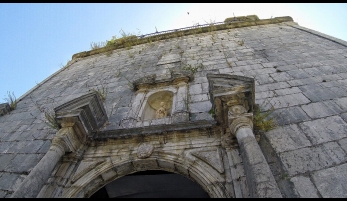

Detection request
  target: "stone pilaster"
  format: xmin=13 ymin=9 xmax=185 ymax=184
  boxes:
xmin=227 ymin=104 xmax=282 ymax=198
xmin=12 ymin=122 xmax=81 ymax=198
xmin=207 ymin=74 xmax=281 ymax=198
xmin=172 ymin=78 xmax=189 ymax=123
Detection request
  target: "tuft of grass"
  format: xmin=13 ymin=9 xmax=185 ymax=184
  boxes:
xmin=237 ymin=39 xmax=244 ymax=46
xmin=44 ymin=111 xmax=61 ymax=130
xmin=253 ymin=104 xmax=276 ymax=133
xmin=91 ymin=86 xmax=108 ymax=102
xmin=208 ymin=108 xmax=215 ymax=117
xmin=4 ymin=91 xmax=17 ymax=111
xmin=222 ymin=48 xmax=232 ymax=68
xmin=90 ymin=41 xmax=106 ymax=50
xmin=106 ymin=29 xmax=139 ymax=50
xmin=29 ymin=95 xmax=61 ymax=130
xmin=182 ymin=63 xmax=204 ymax=74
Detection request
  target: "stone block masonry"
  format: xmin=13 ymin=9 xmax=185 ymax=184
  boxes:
xmin=1 ymin=15 xmax=347 ymax=198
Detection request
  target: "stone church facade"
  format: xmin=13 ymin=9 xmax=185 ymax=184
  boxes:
xmin=1 ymin=15 xmax=347 ymax=198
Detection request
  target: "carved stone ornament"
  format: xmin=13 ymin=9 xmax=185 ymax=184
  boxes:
xmin=155 ymin=101 xmax=167 ymax=118
xmin=137 ymin=143 xmax=154 ymax=159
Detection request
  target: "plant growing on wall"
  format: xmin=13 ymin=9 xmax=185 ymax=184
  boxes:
xmin=29 ymin=95 xmax=61 ymax=130
xmin=90 ymin=80 xmax=108 ymax=102
xmin=221 ymin=48 xmax=233 ymax=68
xmin=253 ymin=104 xmax=276 ymax=133
xmin=44 ymin=111 xmax=61 ymax=130
xmin=4 ymin=91 xmax=17 ymax=111
xmin=90 ymin=41 xmax=107 ymax=50
xmin=237 ymin=39 xmax=245 ymax=46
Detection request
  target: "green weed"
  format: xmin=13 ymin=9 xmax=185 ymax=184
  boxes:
xmin=4 ymin=91 xmax=17 ymax=111
xmin=253 ymin=104 xmax=276 ymax=133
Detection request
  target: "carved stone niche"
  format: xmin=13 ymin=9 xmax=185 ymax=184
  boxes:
xmin=141 ymin=90 xmax=173 ymax=120
xmin=207 ymin=74 xmax=255 ymax=127
xmin=54 ymin=91 xmax=108 ymax=137
xmin=122 ymin=70 xmax=193 ymax=128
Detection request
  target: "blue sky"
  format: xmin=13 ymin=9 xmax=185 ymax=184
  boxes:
xmin=1 ymin=3 xmax=347 ymax=102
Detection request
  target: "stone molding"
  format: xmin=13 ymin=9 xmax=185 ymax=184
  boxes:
xmin=71 ymin=160 xmax=105 ymax=183
xmin=94 ymin=120 xmax=215 ymax=140
xmin=132 ymin=70 xmax=193 ymax=91
xmin=229 ymin=116 xmax=253 ymax=136
xmin=51 ymin=123 xmax=86 ymax=153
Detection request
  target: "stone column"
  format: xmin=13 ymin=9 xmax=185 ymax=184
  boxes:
xmin=12 ymin=122 xmax=82 ymax=198
xmin=228 ymin=105 xmax=282 ymax=198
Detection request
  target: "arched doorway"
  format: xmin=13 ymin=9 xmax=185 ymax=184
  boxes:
xmin=90 ymin=170 xmax=210 ymax=198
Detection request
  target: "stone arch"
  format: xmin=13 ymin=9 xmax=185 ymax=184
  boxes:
xmin=61 ymin=153 xmax=230 ymax=198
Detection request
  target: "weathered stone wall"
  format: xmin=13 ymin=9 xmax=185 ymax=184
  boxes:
xmin=0 ymin=16 xmax=347 ymax=198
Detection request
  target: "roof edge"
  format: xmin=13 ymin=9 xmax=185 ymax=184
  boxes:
xmin=72 ymin=15 xmax=293 ymax=60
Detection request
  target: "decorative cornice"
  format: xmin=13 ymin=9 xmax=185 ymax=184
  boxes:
xmin=54 ymin=92 xmax=108 ymax=137
xmin=93 ymin=120 xmax=216 ymax=140
xmin=207 ymin=74 xmax=255 ymax=127
xmin=132 ymin=70 xmax=193 ymax=91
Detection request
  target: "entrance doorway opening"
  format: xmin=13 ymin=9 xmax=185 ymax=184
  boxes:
xmin=90 ymin=170 xmax=210 ymax=198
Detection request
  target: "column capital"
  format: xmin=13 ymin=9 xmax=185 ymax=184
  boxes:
xmin=229 ymin=116 xmax=253 ymax=136
xmin=51 ymin=123 xmax=85 ymax=153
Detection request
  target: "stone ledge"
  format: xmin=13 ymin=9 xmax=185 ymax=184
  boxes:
xmin=93 ymin=120 xmax=216 ymax=140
